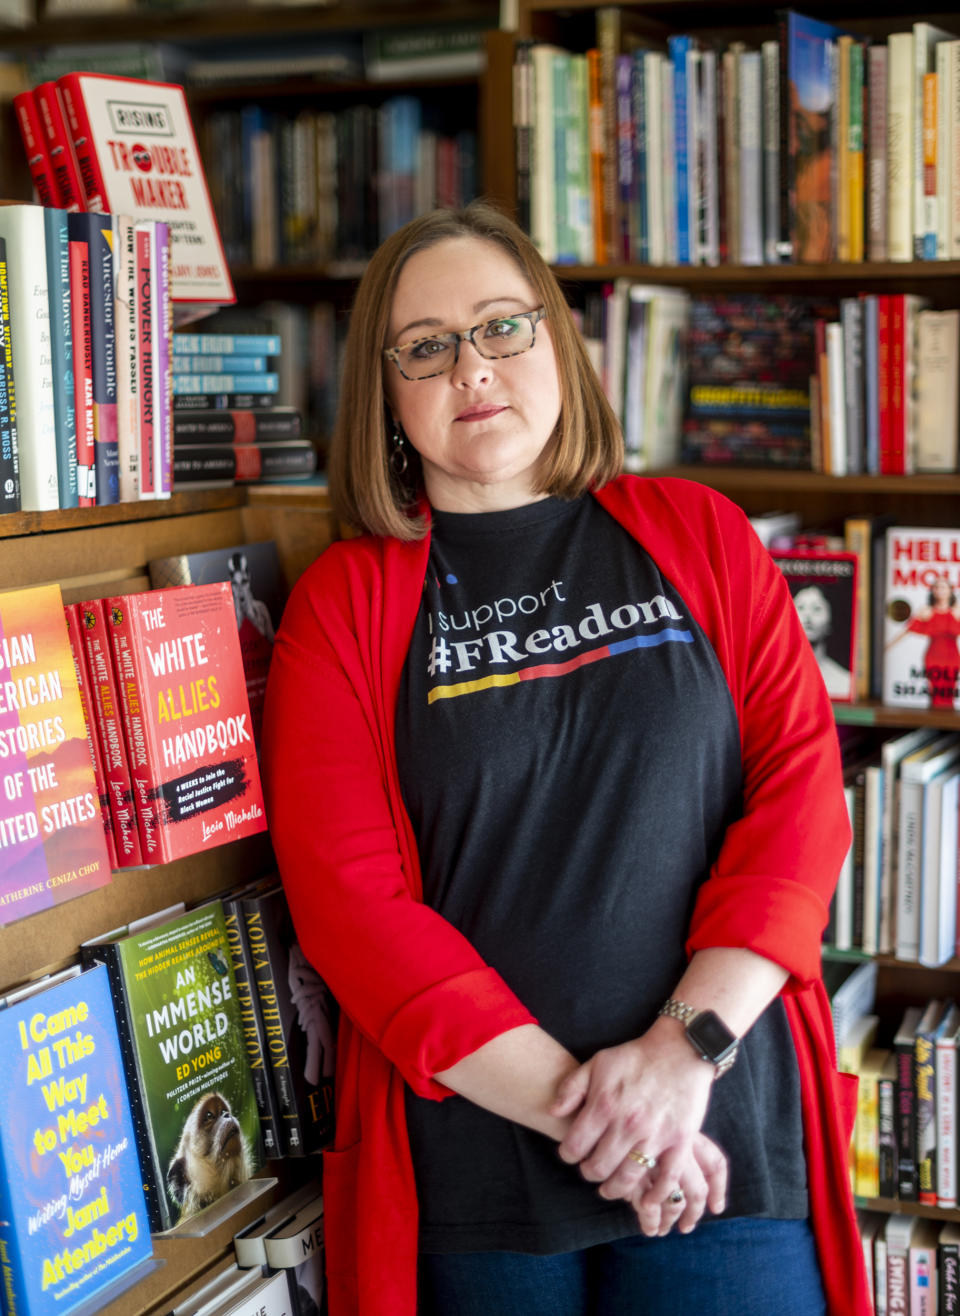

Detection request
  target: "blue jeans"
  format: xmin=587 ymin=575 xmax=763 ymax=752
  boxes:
xmin=418 ymin=1218 xmax=827 ymax=1316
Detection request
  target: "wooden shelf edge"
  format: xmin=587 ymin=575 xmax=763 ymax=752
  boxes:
xmin=553 ymin=259 xmax=960 ymax=283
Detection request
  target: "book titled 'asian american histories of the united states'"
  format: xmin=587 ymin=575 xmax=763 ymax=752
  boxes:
xmin=104 ymin=582 xmax=267 ymax=865
xmin=0 ymin=963 xmax=154 ymax=1316
xmin=0 ymin=584 xmax=112 ymax=928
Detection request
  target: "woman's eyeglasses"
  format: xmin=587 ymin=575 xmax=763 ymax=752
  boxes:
xmin=384 ymin=307 xmax=547 ymax=381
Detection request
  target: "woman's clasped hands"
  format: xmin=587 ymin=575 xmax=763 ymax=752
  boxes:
xmin=550 ymin=1024 xmax=729 ymax=1238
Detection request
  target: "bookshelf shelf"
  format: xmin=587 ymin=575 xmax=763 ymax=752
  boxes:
xmin=552 ymin=260 xmax=960 ymax=286
xmin=0 ymin=488 xmax=248 ymax=540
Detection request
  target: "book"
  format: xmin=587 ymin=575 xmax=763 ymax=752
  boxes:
xmin=206 ymin=1269 xmax=292 ymax=1316
xmin=919 ymin=763 xmax=960 ymax=967
xmin=772 ymin=550 xmax=858 ymax=701
xmin=887 ymin=31 xmax=915 ymax=263
xmin=914 ymin=998 xmax=949 ymax=1205
xmin=822 ymin=955 xmax=878 ymax=1066
xmin=81 ymin=899 xmax=263 ymax=1232
xmin=43 ymin=207 xmax=78 ymax=510
xmin=935 ymin=1000 xmax=960 ymax=1207
xmin=173 ymin=373 xmax=279 ymax=397
xmin=64 ymin=601 xmax=117 ymax=872
xmin=243 ymin=882 xmax=336 ymax=1157
xmin=854 ymin=1046 xmax=889 ymax=1199
xmin=172 ymin=333 xmax=282 ymax=356
xmin=0 ymin=204 xmax=59 ymax=511
xmin=883 ymin=527 xmax=960 ymax=710
xmin=0 ymin=583 xmax=113 ymax=926
xmin=113 ymin=213 xmax=140 ymax=502
xmin=56 ymin=72 xmax=235 ymax=312
xmin=857 ymin=1209 xmax=887 ymax=1314
xmin=12 ymin=90 xmax=57 ymax=207
xmin=915 ymin=309 xmax=959 ymax=472
xmin=893 ymin=1003 xmax=923 ymax=1201
xmin=68 ymin=211 xmax=119 ymax=506
xmin=896 ymin=734 xmax=960 ymax=960
xmin=939 ymin=1222 xmax=960 ymax=1315
xmin=33 ymin=82 xmax=85 ymax=213
xmin=147 ymin=541 xmax=286 ymax=752
xmin=262 ymin=1192 xmax=325 ymax=1316
xmin=364 ymin=23 xmax=487 ymax=80
xmin=0 ymin=233 xmax=22 ymax=514
xmin=172 ymin=408 xmax=303 ymax=443
xmin=67 ymin=208 xmax=95 ymax=506
xmin=885 ymin=1212 xmax=918 ymax=1315
xmin=78 ymin=597 xmax=143 ymax=868
xmin=877 ymin=1049 xmax=898 ymax=1199
xmin=103 ymin=582 xmax=267 ymax=865
xmin=908 ymin=1216 xmax=940 ymax=1313
xmin=0 ymin=963 xmax=155 ymax=1316
xmin=172 ymin=440 xmax=318 ymax=488
xmin=233 ymin=1179 xmax=321 ymax=1268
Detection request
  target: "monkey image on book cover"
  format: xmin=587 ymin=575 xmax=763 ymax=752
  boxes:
xmin=104 ymin=581 xmax=267 ymax=865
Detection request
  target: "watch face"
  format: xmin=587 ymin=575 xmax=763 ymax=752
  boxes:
xmin=686 ymin=1009 xmax=737 ymax=1063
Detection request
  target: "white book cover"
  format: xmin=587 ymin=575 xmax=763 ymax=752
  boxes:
xmin=530 ymin=44 xmax=562 ymax=264
xmin=57 ymin=72 xmax=233 ymax=308
xmin=936 ymin=41 xmax=952 ymax=258
xmin=761 ymin=39 xmax=780 ymax=266
xmin=207 ymin=1270 xmax=292 ymax=1316
xmin=642 ymin=289 xmax=690 ymax=469
xmin=699 ymin=48 xmax=719 ymax=266
xmin=643 ymin=52 xmax=665 ymax=266
xmin=895 ymin=732 xmax=960 ymax=960
xmin=887 ymin=32 xmax=915 ymax=262
xmin=263 ymin=1194 xmax=324 ymax=1270
xmin=737 ymin=49 xmax=763 ymax=266
xmin=953 ymin=42 xmax=960 ymax=258
xmin=834 ymin=783 xmax=855 ymax=950
xmin=883 ymin=527 xmax=960 ymax=710
xmin=234 ymin=1180 xmax=322 ymax=1269
xmin=861 ymin=762 xmax=884 ymax=956
xmin=915 ymin=309 xmax=959 ymax=472
xmin=919 ymin=763 xmax=960 ymax=966
xmin=880 ymin=727 xmax=940 ymax=953
xmin=825 ymin=321 xmax=848 ymax=476
xmin=0 ymin=205 xmax=58 ymax=510
xmin=935 ymin=1002 xmax=960 ymax=1206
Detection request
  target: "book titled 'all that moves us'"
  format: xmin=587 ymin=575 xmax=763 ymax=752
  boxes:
xmin=0 ymin=583 xmax=112 ymax=928
xmin=0 ymin=963 xmax=154 ymax=1316
xmin=104 ymin=582 xmax=267 ymax=865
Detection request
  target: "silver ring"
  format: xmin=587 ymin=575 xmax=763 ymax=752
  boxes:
xmin=669 ymin=1189 xmax=684 ymax=1204
xmin=627 ymin=1150 xmax=657 ymax=1169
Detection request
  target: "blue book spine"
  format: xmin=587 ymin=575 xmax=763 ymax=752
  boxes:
xmin=43 ymin=208 xmax=78 ymax=509
xmin=171 ymin=355 xmax=268 ymax=374
xmin=0 ymin=964 xmax=154 ymax=1315
xmin=669 ymin=35 xmax=692 ymax=264
xmin=0 ymin=236 xmax=21 ymax=513
xmin=68 ymin=212 xmax=118 ymax=505
xmin=863 ymin=294 xmax=880 ymax=475
xmin=172 ymin=372 xmax=279 ymax=395
xmin=172 ymin=333 xmax=281 ymax=356
xmin=632 ymin=51 xmax=648 ymax=265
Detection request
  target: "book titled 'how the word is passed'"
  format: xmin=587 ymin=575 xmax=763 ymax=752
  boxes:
xmin=105 ymin=582 xmax=267 ymax=865
xmin=0 ymin=963 xmax=154 ymax=1316
xmin=0 ymin=584 xmax=112 ymax=927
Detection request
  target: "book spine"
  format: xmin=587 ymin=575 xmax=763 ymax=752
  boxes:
xmin=68 ymin=224 xmax=96 ymax=506
xmin=916 ymin=1022 xmax=938 ymax=1205
xmin=877 ymin=1064 xmax=898 ymax=1197
xmin=775 ymin=19 xmax=790 ymax=260
xmin=244 ymin=896 xmax=303 ymax=1156
xmin=222 ymin=895 xmax=282 ymax=1160
xmin=0 ymin=237 xmax=21 ymax=514
xmin=669 ymin=36 xmax=691 ymax=264
xmin=868 ymin=46 xmax=888 ymax=261
xmin=0 ymin=1132 xmax=30 ymax=1313
xmin=887 ymin=294 xmax=906 ymax=475
xmin=887 ymin=33 xmax=915 ymax=262
xmin=12 ymin=90 xmax=56 ymax=207
xmin=597 ymin=8 xmax=620 ymax=265
xmin=862 ymin=294 xmax=880 ymax=474
xmin=173 ymin=409 xmax=303 ymax=442
xmin=896 ymin=775 xmax=924 ymax=960
xmin=64 ymin=602 xmax=117 ymax=871
xmin=888 ymin=1243 xmax=909 ymax=1316
xmin=937 ymin=1034 xmax=957 ymax=1207
xmin=513 ymin=39 xmax=533 ymax=239
xmin=80 ymin=598 xmax=143 ymax=867
xmin=135 ymin=222 xmax=156 ymax=499
xmin=761 ymin=40 xmax=780 ymax=265
xmin=936 ymin=43 xmax=950 ymax=259
xmin=877 ymin=294 xmax=893 ymax=473
xmin=896 ymin=1028 xmax=918 ymax=1200
xmin=837 ymin=38 xmax=851 ymax=263
xmin=87 ymin=214 xmax=119 ymax=505
xmin=154 ymin=221 xmax=172 ymax=498
xmin=56 ymin=73 xmax=109 ymax=212
xmin=854 ymin=1062 xmax=880 ymax=1197
xmin=922 ymin=71 xmax=938 ymax=259
xmin=953 ymin=41 xmax=960 ymax=260
xmin=172 ymin=354 xmax=268 ymax=374
xmin=848 ymin=40 xmax=865 ymax=263
xmin=44 ymin=208 xmax=78 ymax=510
xmin=173 ymin=442 xmax=316 ymax=486
xmin=105 ymin=595 xmax=163 ymax=863
xmin=172 ymin=333 xmax=282 ymax=355
xmin=33 ymin=81 xmax=84 ymax=212
xmin=841 ymin=298 xmax=864 ymax=476
xmin=172 ymin=373 xmax=280 ymax=396
xmin=942 ymin=1241 xmax=960 ymax=1316
xmin=114 ymin=214 xmax=140 ymax=502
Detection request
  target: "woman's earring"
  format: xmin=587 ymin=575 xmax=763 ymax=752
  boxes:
xmin=390 ymin=428 xmax=409 ymax=476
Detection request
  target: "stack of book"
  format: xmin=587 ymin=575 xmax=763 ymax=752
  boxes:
xmin=516 ymin=10 xmax=960 ymax=269
xmin=171 ymin=330 xmax=316 ymax=488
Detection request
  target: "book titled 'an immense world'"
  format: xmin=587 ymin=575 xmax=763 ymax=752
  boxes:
xmin=0 ymin=963 xmax=154 ymax=1316
xmin=0 ymin=584 xmax=112 ymax=927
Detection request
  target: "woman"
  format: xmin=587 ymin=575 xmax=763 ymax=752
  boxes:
xmin=791 ymin=584 xmax=853 ymax=701
xmin=261 ymin=202 xmax=867 ymax=1316
xmin=885 ymin=575 xmax=960 ymax=709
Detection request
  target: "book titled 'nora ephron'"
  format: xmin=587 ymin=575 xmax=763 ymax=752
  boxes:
xmin=0 ymin=583 xmax=112 ymax=927
xmin=56 ymin=71 xmax=234 ymax=312
xmin=104 ymin=582 xmax=267 ymax=865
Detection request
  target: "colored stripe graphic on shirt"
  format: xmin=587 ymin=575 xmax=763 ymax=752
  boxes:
xmin=427 ymin=628 xmax=694 ymax=703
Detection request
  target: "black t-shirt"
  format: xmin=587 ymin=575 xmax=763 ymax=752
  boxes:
xmin=396 ymin=495 xmax=808 ymax=1254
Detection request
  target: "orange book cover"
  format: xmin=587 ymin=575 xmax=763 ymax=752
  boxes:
xmin=0 ymin=583 xmax=112 ymax=925
xmin=586 ymin=48 xmax=606 ymax=266
xmin=105 ymin=583 xmax=266 ymax=865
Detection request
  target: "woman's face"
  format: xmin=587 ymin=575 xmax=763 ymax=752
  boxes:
xmin=384 ymin=235 xmax=562 ymax=513
xmin=932 ymin=578 xmax=953 ymax=606
xmin=793 ymin=586 xmax=831 ymax=645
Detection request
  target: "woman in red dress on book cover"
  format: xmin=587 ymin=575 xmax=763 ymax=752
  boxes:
xmin=886 ymin=576 xmax=960 ymax=709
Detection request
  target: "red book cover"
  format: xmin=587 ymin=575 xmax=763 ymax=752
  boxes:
xmin=55 ymin=71 xmax=234 ymax=309
xmin=0 ymin=584 xmax=112 ymax=925
xmin=55 ymin=73 xmax=108 ymax=212
xmin=68 ymin=230 xmax=95 ymax=505
xmin=33 ymin=81 xmax=84 ymax=213
xmin=877 ymin=293 xmax=893 ymax=473
xmin=135 ymin=221 xmax=156 ymax=498
xmin=64 ymin=601 xmax=117 ymax=870
xmin=104 ymin=583 xmax=267 ymax=864
xmin=888 ymin=293 xmax=906 ymax=476
xmin=12 ymin=91 xmax=56 ymax=208
xmin=79 ymin=597 xmax=143 ymax=866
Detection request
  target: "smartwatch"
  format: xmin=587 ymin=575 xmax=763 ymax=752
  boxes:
xmin=658 ymin=998 xmax=740 ymax=1078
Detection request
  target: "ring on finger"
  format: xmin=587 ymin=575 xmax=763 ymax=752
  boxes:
xmin=668 ymin=1189 xmax=684 ymax=1205
xmin=627 ymin=1150 xmax=658 ymax=1169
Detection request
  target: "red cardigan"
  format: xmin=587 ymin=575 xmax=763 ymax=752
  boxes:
xmin=261 ymin=475 xmax=870 ymax=1316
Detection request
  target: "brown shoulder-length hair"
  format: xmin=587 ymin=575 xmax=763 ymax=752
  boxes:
xmin=328 ymin=200 xmax=624 ymax=541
